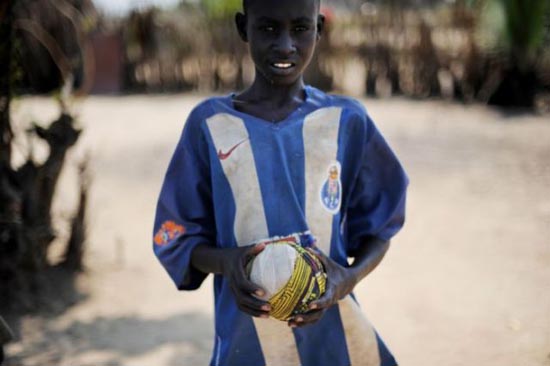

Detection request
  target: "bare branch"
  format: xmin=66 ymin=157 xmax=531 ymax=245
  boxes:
xmin=48 ymin=0 xmax=96 ymax=97
xmin=14 ymin=18 xmax=72 ymax=82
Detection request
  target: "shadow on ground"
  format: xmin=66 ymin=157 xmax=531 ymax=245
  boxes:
xmin=5 ymin=312 xmax=213 ymax=366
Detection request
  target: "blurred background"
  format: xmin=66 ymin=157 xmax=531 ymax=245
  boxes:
xmin=0 ymin=0 xmax=549 ymax=365
xmin=3 ymin=0 xmax=550 ymax=104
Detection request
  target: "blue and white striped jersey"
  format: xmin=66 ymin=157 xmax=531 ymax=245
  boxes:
xmin=153 ymin=86 xmax=408 ymax=366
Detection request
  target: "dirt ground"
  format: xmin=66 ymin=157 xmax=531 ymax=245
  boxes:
xmin=5 ymin=95 xmax=550 ymax=366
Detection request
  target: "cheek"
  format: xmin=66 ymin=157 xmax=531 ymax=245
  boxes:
xmin=298 ymin=33 xmax=318 ymax=52
xmin=298 ymin=38 xmax=317 ymax=61
xmin=248 ymin=36 xmax=270 ymax=58
xmin=249 ymin=45 xmax=267 ymax=67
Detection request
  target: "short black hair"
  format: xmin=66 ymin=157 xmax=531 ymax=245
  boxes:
xmin=242 ymin=0 xmax=320 ymax=14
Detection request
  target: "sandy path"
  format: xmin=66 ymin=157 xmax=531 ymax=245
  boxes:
xmin=5 ymin=95 xmax=550 ymax=366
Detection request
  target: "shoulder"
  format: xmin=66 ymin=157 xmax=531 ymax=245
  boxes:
xmin=306 ymin=87 xmax=374 ymax=139
xmin=182 ymin=95 xmax=235 ymax=138
xmin=306 ymin=86 xmax=369 ymax=122
xmin=329 ymin=94 xmax=379 ymax=141
xmin=186 ymin=96 xmax=228 ymax=125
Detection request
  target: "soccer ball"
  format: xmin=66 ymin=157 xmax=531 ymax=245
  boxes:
xmin=247 ymin=235 xmax=327 ymax=321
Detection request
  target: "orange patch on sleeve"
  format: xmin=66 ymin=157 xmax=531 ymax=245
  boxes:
xmin=154 ymin=221 xmax=186 ymax=246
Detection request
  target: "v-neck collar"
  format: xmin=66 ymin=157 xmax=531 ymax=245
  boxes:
xmin=221 ymin=85 xmax=314 ymax=128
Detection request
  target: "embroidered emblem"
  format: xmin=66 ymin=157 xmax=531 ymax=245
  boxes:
xmin=154 ymin=221 xmax=185 ymax=246
xmin=218 ymin=138 xmax=248 ymax=160
xmin=320 ymin=161 xmax=342 ymax=214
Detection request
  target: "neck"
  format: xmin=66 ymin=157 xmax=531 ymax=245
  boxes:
xmin=247 ymin=72 xmax=306 ymax=106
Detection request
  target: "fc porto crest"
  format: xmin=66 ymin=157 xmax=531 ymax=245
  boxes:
xmin=320 ymin=161 xmax=342 ymax=214
xmin=154 ymin=220 xmax=186 ymax=246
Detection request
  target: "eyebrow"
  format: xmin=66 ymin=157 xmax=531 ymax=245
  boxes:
xmin=255 ymin=16 xmax=315 ymax=23
xmin=292 ymin=17 xmax=315 ymax=23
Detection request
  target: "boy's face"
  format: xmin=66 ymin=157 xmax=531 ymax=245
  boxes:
xmin=238 ymin=0 xmax=322 ymax=86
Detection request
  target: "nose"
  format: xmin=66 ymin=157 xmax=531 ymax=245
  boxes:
xmin=273 ymin=31 xmax=296 ymax=57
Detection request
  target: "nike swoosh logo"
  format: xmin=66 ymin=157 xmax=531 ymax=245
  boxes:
xmin=217 ymin=138 xmax=248 ymax=160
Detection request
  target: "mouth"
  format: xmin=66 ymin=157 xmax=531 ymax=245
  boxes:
xmin=271 ymin=62 xmax=295 ymax=70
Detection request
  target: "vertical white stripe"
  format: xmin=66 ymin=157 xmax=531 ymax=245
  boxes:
xmin=206 ymin=113 xmax=269 ymax=245
xmin=253 ymin=318 xmax=301 ymax=366
xmin=303 ymin=107 xmax=342 ymax=254
xmin=304 ymin=109 xmax=380 ymax=364
xmin=206 ymin=113 xmax=300 ymax=366
xmin=338 ymin=296 xmax=381 ymax=366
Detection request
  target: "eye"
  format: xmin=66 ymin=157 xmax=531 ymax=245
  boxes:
xmin=294 ymin=25 xmax=309 ymax=32
xmin=260 ymin=25 xmax=276 ymax=33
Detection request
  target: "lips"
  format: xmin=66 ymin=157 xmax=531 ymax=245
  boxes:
xmin=268 ymin=61 xmax=298 ymax=77
xmin=271 ymin=62 xmax=295 ymax=69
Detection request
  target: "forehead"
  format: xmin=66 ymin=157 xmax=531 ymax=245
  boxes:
xmin=246 ymin=0 xmax=319 ymax=21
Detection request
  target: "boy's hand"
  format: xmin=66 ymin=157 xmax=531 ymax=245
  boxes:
xmin=287 ymin=237 xmax=390 ymax=328
xmin=287 ymin=247 xmax=357 ymax=328
xmin=222 ymin=243 xmax=272 ymax=318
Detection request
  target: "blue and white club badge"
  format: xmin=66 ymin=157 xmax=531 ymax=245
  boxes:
xmin=320 ymin=161 xmax=342 ymax=214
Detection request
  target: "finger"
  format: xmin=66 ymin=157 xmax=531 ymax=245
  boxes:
xmin=308 ymin=288 xmax=334 ymax=310
xmin=238 ymin=303 xmax=271 ymax=318
xmin=230 ymin=274 xmax=267 ymax=301
xmin=237 ymin=290 xmax=271 ymax=312
xmin=288 ymin=309 xmax=325 ymax=327
xmin=233 ymin=257 xmax=267 ymax=297
xmin=231 ymin=282 xmax=271 ymax=313
xmin=247 ymin=242 xmax=266 ymax=256
xmin=231 ymin=276 xmax=270 ymax=304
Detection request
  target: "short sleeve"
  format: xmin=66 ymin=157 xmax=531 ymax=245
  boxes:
xmin=153 ymin=106 xmax=216 ymax=290
xmin=345 ymin=114 xmax=408 ymax=254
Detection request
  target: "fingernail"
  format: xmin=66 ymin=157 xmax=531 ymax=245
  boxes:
xmin=255 ymin=290 xmax=264 ymax=297
xmin=290 ymin=323 xmax=297 ymax=328
xmin=309 ymin=304 xmax=317 ymax=309
xmin=261 ymin=305 xmax=270 ymax=311
xmin=296 ymin=317 xmax=303 ymax=322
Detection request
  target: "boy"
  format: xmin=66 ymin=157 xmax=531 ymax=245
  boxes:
xmin=153 ymin=0 xmax=408 ymax=365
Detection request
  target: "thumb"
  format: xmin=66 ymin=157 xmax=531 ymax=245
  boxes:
xmin=309 ymin=286 xmax=334 ymax=310
xmin=248 ymin=242 xmax=266 ymax=256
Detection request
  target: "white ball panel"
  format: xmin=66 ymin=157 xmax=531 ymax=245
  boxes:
xmin=250 ymin=244 xmax=297 ymax=299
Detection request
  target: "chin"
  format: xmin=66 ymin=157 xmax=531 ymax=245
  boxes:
xmin=261 ymin=69 xmax=303 ymax=86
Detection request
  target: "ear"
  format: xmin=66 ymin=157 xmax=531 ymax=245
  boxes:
xmin=235 ymin=12 xmax=248 ymax=42
xmin=316 ymin=13 xmax=325 ymax=40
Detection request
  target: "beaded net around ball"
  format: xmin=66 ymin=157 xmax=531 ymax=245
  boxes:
xmin=247 ymin=233 xmax=327 ymax=321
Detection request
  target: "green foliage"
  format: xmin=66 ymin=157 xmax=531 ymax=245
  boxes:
xmin=463 ymin=0 xmax=483 ymax=8
xmin=477 ymin=0 xmax=507 ymax=48
xmin=478 ymin=0 xmax=549 ymax=64
xmin=499 ymin=0 xmax=549 ymax=56
xmin=479 ymin=0 xmax=549 ymax=55
xmin=201 ymin=0 xmax=241 ymax=19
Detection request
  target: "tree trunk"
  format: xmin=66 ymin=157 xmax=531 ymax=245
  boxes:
xmin=0 ymin=0 xmax=87 ymax=311
xmin=0 ymin=0 xmax=14 ymax=167
xmin=0 ymin=0 xmax=27 ymax=312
